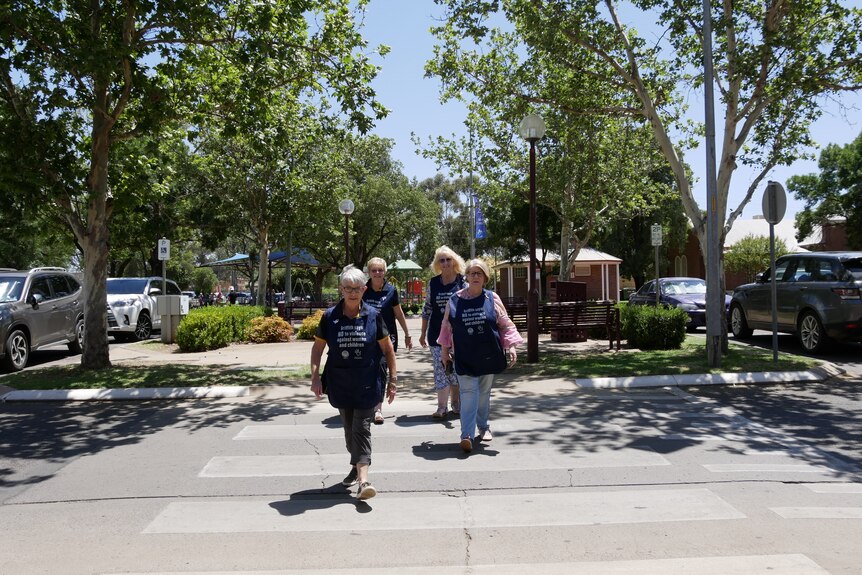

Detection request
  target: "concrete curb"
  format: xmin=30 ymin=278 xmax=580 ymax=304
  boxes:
xmin=0 ymin=386 xmax=250 ymax=402
xmin=577 ymin=364 xmax=842 ymax=389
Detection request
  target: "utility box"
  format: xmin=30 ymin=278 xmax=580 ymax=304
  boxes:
xmin=157 ymin=295 xmax=189 ymax=343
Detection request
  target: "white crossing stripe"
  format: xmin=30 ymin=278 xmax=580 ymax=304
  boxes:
xmin=102 ymin=553 xmax=830 ymax=574
xmin=771 ymin=506 xmax=862 ymax=519
xmin=143 ymin=488 xmax=744 ymax=534
xmin=200 ymin=447 xmax=670 ymax=477
xmin=803 ymin=483 xmax=862 ymax=494
xmin=703 ymin=464 xmax=832 ymax=473
xmin=233 ymin=419 xmax=624 ymax=440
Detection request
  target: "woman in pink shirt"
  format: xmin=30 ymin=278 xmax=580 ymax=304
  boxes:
xmin=437 ymin=259 xmax=524 ymax=453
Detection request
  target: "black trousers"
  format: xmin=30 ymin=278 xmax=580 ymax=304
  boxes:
xmin=339 ymin=406 xmax=374 ymax=467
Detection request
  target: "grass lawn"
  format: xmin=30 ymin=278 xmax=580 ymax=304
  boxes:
xmin=1 ymin=364 xmax=310 ymax=391
xmin=514 ymin=335 xmax=818 ymax=379
xmin=0 ymin=336 xmax=819 ymax=391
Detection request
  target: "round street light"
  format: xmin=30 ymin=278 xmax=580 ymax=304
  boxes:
xmin=518 ymin=114 xmax=546 ymax=142
xmin=519 ymin=113 xmax=545 ymax=363
xmin=339 ymin=199 xmax=355 ymax=267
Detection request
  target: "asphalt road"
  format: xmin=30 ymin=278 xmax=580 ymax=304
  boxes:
xmin=735 ymin=329 xmax=862 ymax=378
xmin=2 ymin=367 xmax=862 ymax=574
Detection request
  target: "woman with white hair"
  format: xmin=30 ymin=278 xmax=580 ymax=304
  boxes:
xmin=363 ymin=257 xmax=412 ymax=425
xmin=310 ymin=266 xmax=397 ymax=500
xmin=419 ymin=246 xmax=467 ymax=419
xmin=438 ymin=258 xmax=523 ymax=453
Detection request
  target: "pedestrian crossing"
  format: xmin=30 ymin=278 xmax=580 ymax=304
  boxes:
xmin=106 ymin=554 xmax=831 ymax=575
xmin=105 ymin=392 xmax=860 ymax=574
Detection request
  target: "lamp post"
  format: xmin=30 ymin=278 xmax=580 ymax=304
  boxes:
xmin=519 ymin=113 xmax=546 ymax=363
xmin=338 ymin=199 xmax=355 ymax=267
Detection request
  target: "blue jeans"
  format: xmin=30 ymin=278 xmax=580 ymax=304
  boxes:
xmin=457 ymin=373 xmax=494 ymax=440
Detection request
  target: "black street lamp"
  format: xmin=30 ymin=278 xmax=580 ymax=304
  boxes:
xmin=338 ymin=199 xmax=355 ymax=268
xmin=519 ymin=113 xmax=546 ymax=363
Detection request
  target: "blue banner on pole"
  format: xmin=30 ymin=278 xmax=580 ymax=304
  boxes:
xmin=473 ymin=194 xmax=487 ymax=239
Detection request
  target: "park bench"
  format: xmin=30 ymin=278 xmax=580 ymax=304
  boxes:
xmin=504 ymin=300 xmax=621 ymax=350
xmin=545 ymin=301 xmax=621 ymax=350
xmin=280 ymin=301 xmax=333 ymax=324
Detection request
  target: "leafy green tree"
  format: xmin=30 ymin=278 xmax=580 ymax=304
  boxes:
xmin=725 ymin=234 xmax=791 ymax=284
xmin=415 ymin=174 xmax=472 ymax=259
xmin=1 ymin=0 xmax=385 ymax=368
xmin=297 ymin=135 xmax=440 ymax=298
xmin=789 ymin=132 xmax=862 ymax=250
xmin=423 ymin=6 xmax=678 ymax=280
xmin=190 ymin=267 xmax=218 ymax=297
xmin=430 ymin=0 xmax=862 ymax=362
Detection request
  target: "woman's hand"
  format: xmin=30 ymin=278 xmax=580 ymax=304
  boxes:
xmin=386 ymin=381 xmax=397 ymax=404
xmin=419 ymin=333 xmax=427 ymax=348
xmin=404 ymin=334 xmax=413 ymax=350
xmin=507 ymin=347 xmax=517 ymax=367
xmin=310 ymin=375 xmax=323 ymax=399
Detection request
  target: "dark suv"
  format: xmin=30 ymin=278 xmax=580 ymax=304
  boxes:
xmin=0 ymin=267 xmax=85 ymax=371
xmin=729 ymin=252 xmax=862 ymax=353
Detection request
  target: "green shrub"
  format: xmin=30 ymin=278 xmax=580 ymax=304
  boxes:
xmin=296 ymin=309 xmax=325 ymax=340
xmin=410 ymin=303 xmax=421 ymax=314
xmin=621 ymin=304 xmax=687 ymax=350
xmin=176 ymin=312 xmax=232 ymax=352
xmin=247 ymin=316 xmax=294 ymax=343
xmin=176 ymin=306 xmax=265 ymax=352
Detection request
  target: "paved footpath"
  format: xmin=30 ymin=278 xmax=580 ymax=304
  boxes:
xmin=1 ymin=316 xmax=860 ymax=574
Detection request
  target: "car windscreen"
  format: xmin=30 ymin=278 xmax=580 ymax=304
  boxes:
xmin=664 ymin=279 xmax=706 ymax=295
xmin=107 ymin=278 xmax=148 ymax=294
xmin=0 ymin=277 xmax=25 ymax=302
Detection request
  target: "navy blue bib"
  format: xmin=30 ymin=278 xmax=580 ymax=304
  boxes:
xmin=448 ymin=290 xmax=507 ymax=376
xmin=427 ymin=274 xmax=465 ymax=347
xmin=321 ymin=302 xmax=382 ymax=409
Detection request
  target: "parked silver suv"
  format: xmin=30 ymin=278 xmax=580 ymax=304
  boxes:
xmin=0 ymin=267 xmax=85 ymax=371
xmin=729 ymin=251 xmax=862 ymax=353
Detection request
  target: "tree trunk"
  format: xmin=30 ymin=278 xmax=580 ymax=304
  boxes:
xmin=559 ymin=217 xmax=572 ymax=281
xmin=79 ymin=105 xmax=113 ymax=369
xmin=257 ymin=231 xmax=269 ymax=308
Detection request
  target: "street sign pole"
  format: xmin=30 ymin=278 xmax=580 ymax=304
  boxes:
xmin=651 ymin=224 xmax=662 ymax=306
xmin=763 ymin=181 xmax=787 ymax=362
xmin=158 ymin=237 xmax=171 ymax=295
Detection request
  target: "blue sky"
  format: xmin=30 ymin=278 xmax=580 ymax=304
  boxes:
xmin=361 ymin=0 xmax=862 ymax=220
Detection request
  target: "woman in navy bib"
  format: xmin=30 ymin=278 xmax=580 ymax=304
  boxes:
xmin=310 ymin=266 xmax=397 ymax=500
xmin=438 ymin=259 xmax=523 ymax=453
xmin=363 ymin=257 xmax=413 ymax=425
xmin=419 ymin=246 xmax=467 ymax=419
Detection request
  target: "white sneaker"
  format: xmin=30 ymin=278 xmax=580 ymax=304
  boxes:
xmin=358 ymin=481 xmax=377 ymax=500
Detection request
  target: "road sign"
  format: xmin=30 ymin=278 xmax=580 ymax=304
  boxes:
xmin=651 ymin=224 xmax=662 ymax=246
xmin=158 ymin=238 xmax=171 ymax=261
xmin=762 ymin=181 xmax=787 ymax=225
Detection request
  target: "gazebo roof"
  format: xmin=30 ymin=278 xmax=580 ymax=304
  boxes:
xmin=494 ymin=247 xmax=621 ymax=267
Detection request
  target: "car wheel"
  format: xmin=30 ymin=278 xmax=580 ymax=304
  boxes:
xmin=730 ymin=305 xmax=753 ymax=339
xmin=68 ymin=316 xmax=84 ymax=354
xmin=2 ymin=329 xmax=30 ymax=372
xmin=133 ymin=312 xmax=152 ymax=341
xmin=798 ymin=311 xmax=829 ymax=354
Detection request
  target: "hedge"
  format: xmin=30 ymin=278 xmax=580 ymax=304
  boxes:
xmin=621 ymin=304 xmax=688 ymax=350
xmin=176 ymin=306 xmax=266 ymax=352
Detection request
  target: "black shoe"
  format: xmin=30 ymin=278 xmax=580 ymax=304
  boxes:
xmin=342 ymin=467 xmax=358 ymax=486
xmin=358 ymin=481 xmax=377 ymax=500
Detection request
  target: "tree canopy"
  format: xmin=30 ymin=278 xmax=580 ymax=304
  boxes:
xmin=1 ymin=0 xmax=386 ymax=368
xmin=789 ymin=131 xmax=862 ymax=250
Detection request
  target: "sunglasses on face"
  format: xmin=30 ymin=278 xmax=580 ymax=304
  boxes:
xmin=467 ymin=271 xmax=484 ymax=278
xmin=438 ymin=257 xmax=452 ymax=263
xmin=369 ymin=268 xmax=386 ymax=273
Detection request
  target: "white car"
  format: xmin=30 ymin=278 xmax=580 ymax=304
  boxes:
xmin=107 ymin=277 xmax=181 ymax=341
